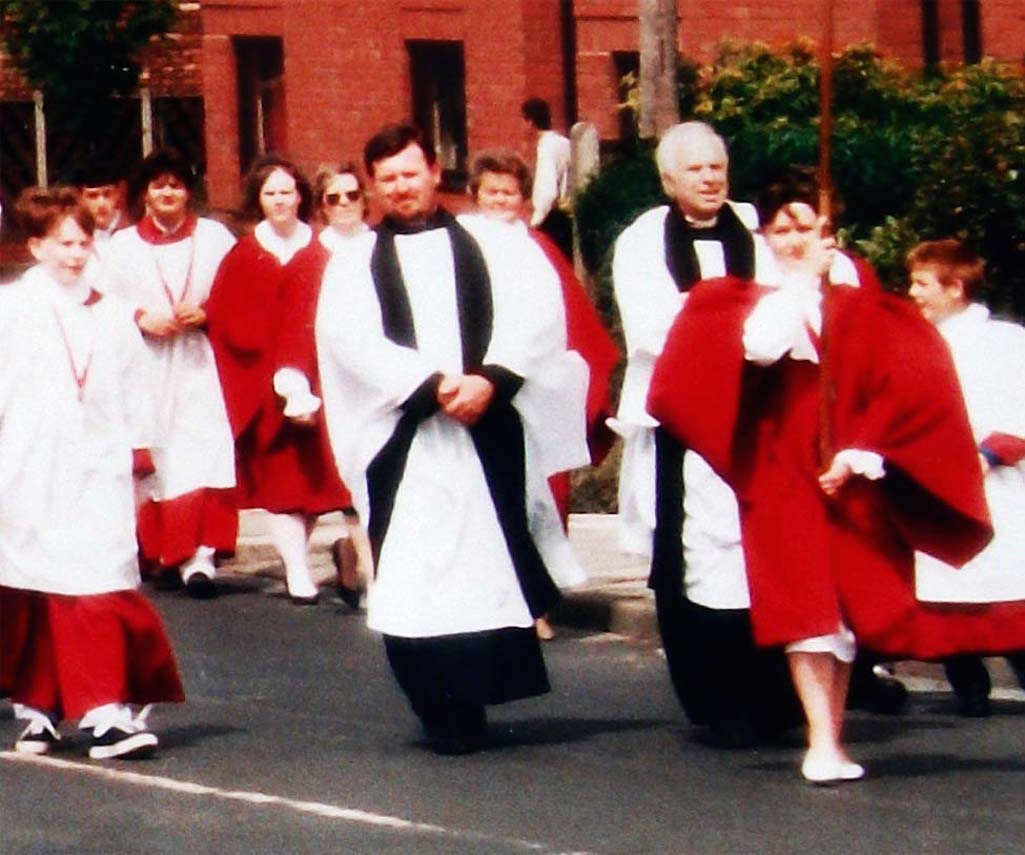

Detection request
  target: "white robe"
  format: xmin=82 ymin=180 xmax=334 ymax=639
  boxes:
xmin=916 ymin=303 xmax=1025 ymax=603
xmin=609 ymin=202 xmax=768 ymax=609
xmin=102 ymin=218 xmax=236 ymax=500
xmin=0 ymin=268 xmax=154 ymax=595
xmin=316 ymin=215 xmax=589 ymax=638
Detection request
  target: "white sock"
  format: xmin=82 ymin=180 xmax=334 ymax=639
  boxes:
xmin=181 ymin=545 xmax=216 ymax=583
xmin=267 ymin=512 xmax=317 ymax=597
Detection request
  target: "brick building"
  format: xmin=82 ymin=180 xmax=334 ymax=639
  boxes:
xmin=2 ymin=0 xmax=1022 ymax=211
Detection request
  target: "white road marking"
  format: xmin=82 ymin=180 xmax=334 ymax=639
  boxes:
xmin=0 ymin=751 xmax=593 ymax=855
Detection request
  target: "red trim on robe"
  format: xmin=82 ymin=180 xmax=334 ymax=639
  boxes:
xmin=980 ymin=432 xmax=1025 ymax=466
xmin=0 ymin=586 xmax=184 ymax=720
xmin=137 ymin=487 xmax=238 ymax=568
xmin=206 ymin=235 xmax=352 ymax=514
xmin=548 ymin=471 xmax=572 ymax=530
xmin=531 ymin=230 xmax=621 ymax=464
xmin=132 ymin=449 xmax=156 ymax=477
xmin=647 ymin=272 xmax=998 ymax=659
xmin=136 ymin=214 xmax=199 ymax=245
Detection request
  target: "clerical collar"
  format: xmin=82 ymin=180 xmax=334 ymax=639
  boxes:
xmin=379 ymin=206 xmax=448 ymax=235
xmin=681 ymin=209 xmax=719 ymax=229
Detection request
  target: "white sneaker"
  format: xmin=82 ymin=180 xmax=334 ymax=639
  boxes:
xmin=14 ymin=719 xmax=61 ymax=755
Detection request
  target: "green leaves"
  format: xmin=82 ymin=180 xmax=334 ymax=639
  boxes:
xmin=576 ymin=41 xmax=1025 ymax=318
xmin=0 ymin=0 xmax=177 ymax=143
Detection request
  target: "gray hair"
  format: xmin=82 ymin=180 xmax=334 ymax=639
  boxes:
xmin=655 ymin=121 xmax=728 ymax=179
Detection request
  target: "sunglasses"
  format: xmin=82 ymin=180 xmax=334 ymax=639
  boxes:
xmin=324 ymin=189 xmax=362 ymax=206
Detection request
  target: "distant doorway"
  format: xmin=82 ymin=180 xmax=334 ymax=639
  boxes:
xmin=407 ymin=40 xmax=467 ymax=188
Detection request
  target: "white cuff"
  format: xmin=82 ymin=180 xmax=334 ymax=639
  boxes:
xmin=833 ymin=448 xmax=885 ymax=480
xmin=274 ymin=367 xmax=322 ymax=417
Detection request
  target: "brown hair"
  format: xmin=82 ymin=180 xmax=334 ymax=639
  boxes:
xmin=467 ymin=149 xmax=532 ymax=201
xmin=363 ymin=123 xmax=436 ymax=177
xmin=907 ymin=239 xmax=986 ymax=301
xmin=312 ymin=161 xmax=366 ymax=222
xmin=14 ymin=186 xmax=94 ymax=239
xmin=242 ymin=154 xmax=313 ymax=222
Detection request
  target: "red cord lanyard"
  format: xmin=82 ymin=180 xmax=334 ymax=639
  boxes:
xmin=52 ymin=306 xmax=94 ymax=402
xmin=151 ymin=237 xmax=196 ymax=308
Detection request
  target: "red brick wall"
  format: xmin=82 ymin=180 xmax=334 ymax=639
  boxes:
xmin=981 ymin=0 xmax=1025 ymax=64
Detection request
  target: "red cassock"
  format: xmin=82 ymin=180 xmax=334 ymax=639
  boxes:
xmin=206 ymin=235 xmax=352 ymax=514
xmin=532 ymin=231 xmax=621 ymax=522
xmin=647 ymin=272 xmax=1010 ymax=661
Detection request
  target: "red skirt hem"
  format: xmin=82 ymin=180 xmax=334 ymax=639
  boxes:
xmin=0 ymin=586 xmax=185 ymax=720
xmin=137 ymin=487 xmax=238 ymax=568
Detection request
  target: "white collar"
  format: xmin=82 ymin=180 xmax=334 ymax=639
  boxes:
xmin=255 ymin=219 xmax=312 ymax=264
xmin=27 ymin=265 xmax=92 ymax=307
xmin=318 ymin=223 xmax=368 ymax=253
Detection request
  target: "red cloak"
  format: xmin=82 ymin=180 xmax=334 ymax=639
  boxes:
xmin=648 ymin=272 xmax=995 ymax=660
xmin=206 ymin=234 xmax=351 ymax=513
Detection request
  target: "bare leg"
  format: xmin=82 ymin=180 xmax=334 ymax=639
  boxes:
xmin=788 ymin=651 xmax=861 ymax=782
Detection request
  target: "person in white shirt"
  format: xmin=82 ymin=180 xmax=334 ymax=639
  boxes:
xmin=521 ymin=97 xmax=573 ymax=260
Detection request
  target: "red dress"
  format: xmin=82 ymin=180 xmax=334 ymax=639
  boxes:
xmin=646 ymin=270 xmax=1022 ymax=661
xmin=531 ymin=231 xmax=621 ymax=522
xmin=206 ymin=233 xmax=352 ymax=514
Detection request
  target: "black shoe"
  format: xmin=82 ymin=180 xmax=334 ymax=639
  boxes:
xmin=151 ymin=567 xmax=183 ymax=591
xmin=89 ymin=727 xmax=158 ymax=760
xmin=336 ymin=582 xmax=361 ymax=611
xmin=424 ymin=703 xmax=487 ymax=755
xmin=331 ymin=538 xmax=363 ymax=611
xmin=14 ymin=720 xmax=61 ymax=755
xmin=290 ymin=592 xmax=319 ymax=606
xmin=185 ymin=571 xmax=217 ymax=600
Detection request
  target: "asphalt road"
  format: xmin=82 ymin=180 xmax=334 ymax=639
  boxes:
xmin=2 ymin=578 xmax=1025 ymax=855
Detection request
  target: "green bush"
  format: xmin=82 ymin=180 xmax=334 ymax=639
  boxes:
xmin=575 ymin=41 xmax=1025 ymax=315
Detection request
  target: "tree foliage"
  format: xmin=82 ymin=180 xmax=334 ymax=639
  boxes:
xmin=576 ymin=41 xmax=1025 ymax=319
xmin=0 ymin=0 xmax=177 ymax=146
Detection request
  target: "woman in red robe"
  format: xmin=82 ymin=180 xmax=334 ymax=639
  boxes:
xmin=648 ymin=169 xmax=994 ymax=783
xmin=206 ymin=156 xmax=352 ymax=604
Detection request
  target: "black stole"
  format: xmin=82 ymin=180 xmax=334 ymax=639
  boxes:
xmin=650 ymin=203 xmax=754 ymax=594
xmin=663 ymin=202 xmax=755 ymax=293
xmin=365 ymin=209 xmax=560 ymax=618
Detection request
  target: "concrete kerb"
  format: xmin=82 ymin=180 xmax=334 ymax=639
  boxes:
xmin=222 ymin=511 xmax=657 ymax=639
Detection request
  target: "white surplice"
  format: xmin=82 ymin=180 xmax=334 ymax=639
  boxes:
xmin=102 ymin=218 xmax=236 ymax=500
xmin=609 ymin=202 xmax=768 ymax=609
xmin=0 ymin=267 xmax=154 ymax=595
xmin=316 ymin=216 xmax=588 ymax=638
xmin=916 ymin=303 xmax=1025 ymax=603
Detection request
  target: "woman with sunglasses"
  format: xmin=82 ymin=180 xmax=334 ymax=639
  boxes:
xmin=206 ymin=155 xmax=355 ymax=604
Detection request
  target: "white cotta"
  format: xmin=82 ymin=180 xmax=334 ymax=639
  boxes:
xmin=102 ymin=218 xmax=236 ymax=500
xmin=609 ymin=202 xmax=766 ymax=609
xmin=916 ymin=303 xmax=1025 ymax=603
xmin=316 ymin=216 xmax=589 ymax=637
xmin=0 ymin=268 xmax=154 ymax=594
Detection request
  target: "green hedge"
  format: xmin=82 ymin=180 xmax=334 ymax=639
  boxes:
xmin=575 ymin=41 xmax=1025 ymax=317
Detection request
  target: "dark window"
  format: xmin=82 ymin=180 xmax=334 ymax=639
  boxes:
xmin=47 ymin=98 xmax=141 ymax=187
xmin=0 ymin=101 xmax=36 ymax=207
xmin=233 ymin=36 xmax=286 ymax=176
xmin=407 ymin=40 xmax=468 ymax=189
xmin=961 ymin=0 xmax=982 ymax=64
xmin=921 ymin=0 xmax=940 ymax=68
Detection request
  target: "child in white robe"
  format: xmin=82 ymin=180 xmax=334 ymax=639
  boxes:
xmin=0 ymin=187 xmax=184 ymax=760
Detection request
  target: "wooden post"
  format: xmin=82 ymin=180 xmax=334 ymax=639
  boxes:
xmin=33 ymin=90 xmax=47 ymax=188
xmin=818 ymin=0 xmax=835 ymax=221
xmin=638 ymin=0 xmax=679 ymax=139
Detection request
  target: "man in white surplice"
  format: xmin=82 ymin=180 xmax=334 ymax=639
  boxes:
xmin=317 ymin=124 xmax=588 ymax=753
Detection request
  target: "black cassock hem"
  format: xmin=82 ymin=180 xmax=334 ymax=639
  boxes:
xmin=384 ymin=626 xmax=549 ymax=711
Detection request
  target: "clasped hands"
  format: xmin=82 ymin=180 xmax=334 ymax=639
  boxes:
xmin=137 ymin=302 xmax=206 ymax=338
xmin=437 ymin=373 xmax=494 ymax=426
